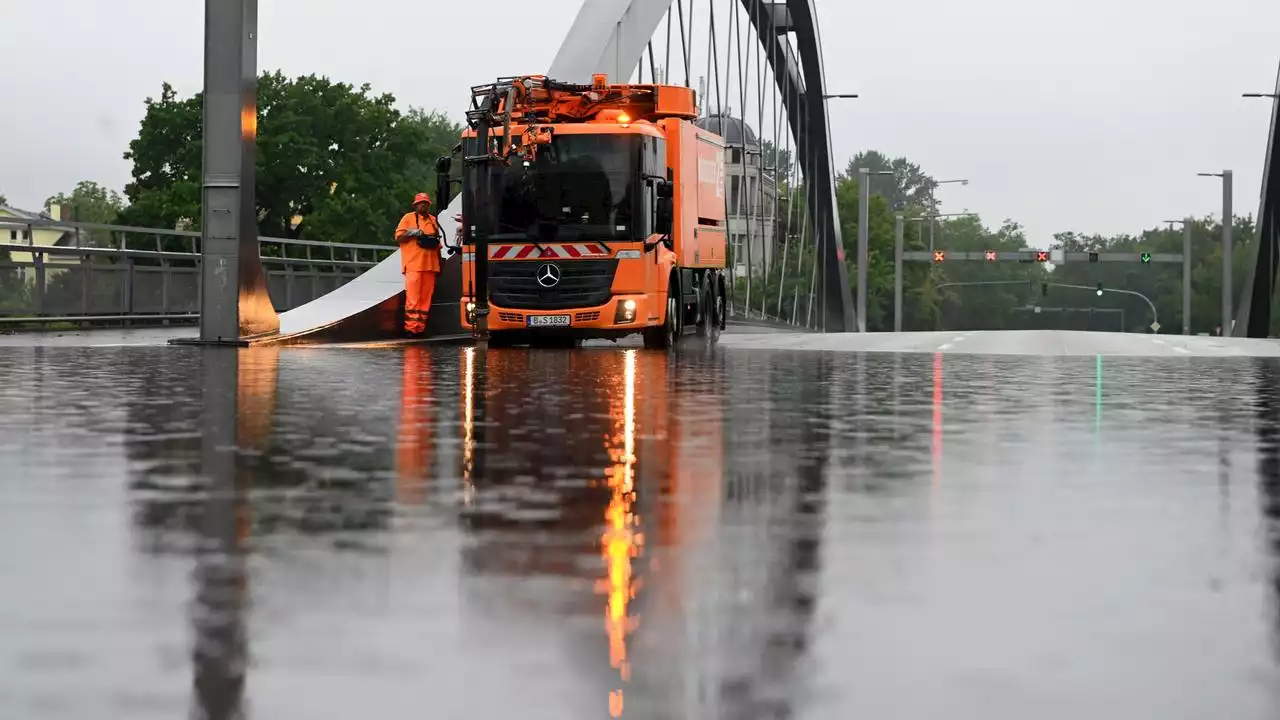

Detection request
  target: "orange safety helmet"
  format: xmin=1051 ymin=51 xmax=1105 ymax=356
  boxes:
xmin=412 ymin=192 xmax=431 ymax=207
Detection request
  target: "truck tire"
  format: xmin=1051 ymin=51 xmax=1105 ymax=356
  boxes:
xmin=696 ymin=271 xmax=720 ymax=342
xmin=644 ymin=275 xmax=681 ymax=350
xmin=717 ymin=273 xmax=728 ymax=331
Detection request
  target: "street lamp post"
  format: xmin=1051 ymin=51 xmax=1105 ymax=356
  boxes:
xmin=1165 ymin=218 xmax=1194 ymax=335
xmin=1198 ymin=170 xmax=1234 ymax=335
xmin=857 ymin=168 xmax=894 ymax=332
xmin=928 ymin=179 xmax=969 ymax=251
xmin=894 ymin=213 xmax=904 ymax=332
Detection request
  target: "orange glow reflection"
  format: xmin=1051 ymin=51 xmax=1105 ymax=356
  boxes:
xmin=597 ymin=349 xmax=642 ymax=717
xmin=240 ymin=106 xmax=257 ymax=140
xmin=462 ymin=347 xmax=475 ymax=507
xmin=395 ymin=347 xmax=432 ymax=506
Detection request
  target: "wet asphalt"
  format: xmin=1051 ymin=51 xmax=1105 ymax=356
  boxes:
xmin=1 ymin=332 xmax=1279 ymax=718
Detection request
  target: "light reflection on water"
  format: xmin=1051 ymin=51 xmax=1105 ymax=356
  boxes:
xmin=0 ymin=345 xmax=1278 ymax=718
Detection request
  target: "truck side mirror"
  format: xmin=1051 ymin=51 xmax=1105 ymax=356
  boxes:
xmin=655 ymin=180 xmax=674 ymax=236
xmin=435 ymin=158 xmax=452 ymax=210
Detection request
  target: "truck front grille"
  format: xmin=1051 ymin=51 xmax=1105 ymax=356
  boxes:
xmin=489 ymin=259 xmax=617 ymax=311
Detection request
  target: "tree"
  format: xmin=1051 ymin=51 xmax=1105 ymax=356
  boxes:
xmin=759 ymin=139 xmax=794 ymax=186
xmin=843 ymin=151 xmax=940 ymax=212
xmin=44 ymin=181 xmax=125 ymax=224
xmin=119 ymin=72 xmax=463 ymax=246
xmin=0 ymin=192 xmax=7 ymax=206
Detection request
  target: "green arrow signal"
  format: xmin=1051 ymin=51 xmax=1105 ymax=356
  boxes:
xmin=1140 ymin=252 xmax=1152 ymax=263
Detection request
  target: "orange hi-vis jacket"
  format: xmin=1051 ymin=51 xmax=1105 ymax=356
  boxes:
xmin=395 ymin=211 xmax=443 ymax=274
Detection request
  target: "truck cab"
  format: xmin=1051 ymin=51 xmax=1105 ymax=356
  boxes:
xmin=449 ymin=75 xmax=728 ymax=349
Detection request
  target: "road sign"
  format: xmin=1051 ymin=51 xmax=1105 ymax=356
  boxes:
xmin=1141 ymin=252 xmax=1151 ymax=264
xmin=1150 ymin=321 xmax=1161 ymax=333
xmin=1088 ymin=251 xmax=1099 ymax=262
xmin=933 ymin=250 xmax=945 ymax=262
xmin=984 ymin=250 xmax=996 ymax=261
xmin=1036 ymin=251 xmax=1049 ymax=262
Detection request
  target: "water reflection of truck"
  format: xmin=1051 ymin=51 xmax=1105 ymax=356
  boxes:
xmin=457 ymin=346 xmax=725 ymax=717
xmin=444 ymin=74 xmax=728 ymax=349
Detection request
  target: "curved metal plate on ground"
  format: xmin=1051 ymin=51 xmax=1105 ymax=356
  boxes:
xmin=264 ymin=204 xmax=464 ymax=344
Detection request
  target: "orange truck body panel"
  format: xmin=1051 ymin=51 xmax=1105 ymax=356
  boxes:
xmin=662 ymin=118 xmax=727 ymax=269
xmin=457 ymin=78 xmax=725 ymax=339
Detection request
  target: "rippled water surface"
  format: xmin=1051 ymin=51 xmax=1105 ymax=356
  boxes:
xmin=2 ymin=343 xmax=1280 ymax=718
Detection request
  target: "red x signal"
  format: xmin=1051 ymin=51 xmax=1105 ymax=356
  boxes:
xmin=933 ymin=250 xmax=945 ymax=262
xmin=1035 ymin=251 xmax=1049 ymax=262
xmin=985 ymin=250 xmax=997 ymax=261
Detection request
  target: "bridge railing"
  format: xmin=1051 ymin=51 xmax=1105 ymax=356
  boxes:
xmin=0 ymin=218 xmax=394 ymax=326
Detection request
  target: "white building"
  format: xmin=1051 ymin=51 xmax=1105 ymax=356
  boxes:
xmin=695 ymin=114 xmax=779 ymax=280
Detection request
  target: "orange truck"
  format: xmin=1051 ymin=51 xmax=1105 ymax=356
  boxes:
xmin=441 ymin=74 xmax=727 ymax=349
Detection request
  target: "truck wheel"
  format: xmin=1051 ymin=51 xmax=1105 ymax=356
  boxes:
xmin=696 ymin=274 xmax=720 ymax=342
xmin=644 ymin=275 xmax=681 ymax=350
xmin=717 ymin=274 xmax=727 ymax=331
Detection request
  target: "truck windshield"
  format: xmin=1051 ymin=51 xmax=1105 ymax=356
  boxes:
xmin=466 ymin=134 xmax=643 ymax=243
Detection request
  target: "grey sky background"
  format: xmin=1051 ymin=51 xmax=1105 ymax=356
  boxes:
xmin=2 ymin=0 xmax=1277 ymax=245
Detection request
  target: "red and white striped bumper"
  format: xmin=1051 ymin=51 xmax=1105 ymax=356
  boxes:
xmin=488 ymin=243 xmax=609 ymax=260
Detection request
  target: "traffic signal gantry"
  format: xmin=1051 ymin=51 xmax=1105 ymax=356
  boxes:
xmin=891 ymin=217 xmax=1195 ymax=334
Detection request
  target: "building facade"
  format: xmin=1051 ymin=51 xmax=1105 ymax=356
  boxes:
xmin=695 ymin=114 xmax=779 ymax=281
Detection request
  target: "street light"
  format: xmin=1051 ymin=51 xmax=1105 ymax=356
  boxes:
xmin=823 ymin=94 xmax=860 ymax=99
xmin=1242 ymin=93 xmax=1280 ymax=99
xmin=1163 ymin=218 xmax=1194 ymax=335
xmin=856 ymin=168 xmax=895 ymax=331
xmin=927 ymin=179 xmax=970 ymax=250
xmin=1197 ymin=170 xmax=1234 ymax=335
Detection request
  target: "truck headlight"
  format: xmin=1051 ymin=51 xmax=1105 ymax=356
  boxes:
xmin=615 ymin=250 xmax=642 ymax=259
xmin=614 ymin=298 xmax=638 ymax=324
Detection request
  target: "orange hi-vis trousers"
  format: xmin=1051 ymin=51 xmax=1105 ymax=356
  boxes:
xmin=405 ymin=270 xmax=438 ymax=334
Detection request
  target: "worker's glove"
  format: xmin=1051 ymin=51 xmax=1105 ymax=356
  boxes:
xmin=441 ymin=245 xmax=458 ymax=260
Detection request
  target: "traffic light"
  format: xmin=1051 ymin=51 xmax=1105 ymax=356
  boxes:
xmin=1035 ymin=251 xmax=1049 ymax=263
xmin=1088 ymin=251 xmax=1099 ymax=263
xmin=985 ymin=250 xmax=997 ymax=262
xmin=933 ymin=250 xmax=945 ymax=263
xmin=1095 ymin=282 xmax=1104 ymax=296
xmin=1041 ymin=282 xmax=1049 ymax=297
xmin=1140 ymin=252 xmax=1152 ymax=264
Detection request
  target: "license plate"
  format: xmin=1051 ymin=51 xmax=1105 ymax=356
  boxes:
xmin=527 ymin=314 xmax=571 ymax=328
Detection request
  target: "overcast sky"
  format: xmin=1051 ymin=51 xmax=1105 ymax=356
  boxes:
xmin=2 ymin=0 xmax=1277 ymax=244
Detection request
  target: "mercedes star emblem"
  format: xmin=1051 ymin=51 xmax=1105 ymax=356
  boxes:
xmin=536 ymin=263 xmax=561 ymax=288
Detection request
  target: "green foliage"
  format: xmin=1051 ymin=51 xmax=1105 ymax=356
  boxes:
xmin=119 ymin=72 xmax=462 ymax=246
xmin=738 ymin=147 xmax=1257 ymax=335
xmin=45 ymin=181 xmax=126 ymax=224
xmin=0 ymin=192 xmax=8 ymax=206
xmin=843 ymin=151 xmax=941 ymax=212
xmin=1050 ymin=217 xmax=1254 ymax=334
xmin=760 ymin=139 xmax=794 ymax=186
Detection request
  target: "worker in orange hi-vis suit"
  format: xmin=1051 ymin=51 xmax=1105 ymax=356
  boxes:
xmin=394 ymin=192 xmax=443 ymax=336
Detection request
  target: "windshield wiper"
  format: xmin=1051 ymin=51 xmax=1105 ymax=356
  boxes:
xmin=552 ymin=224 xmax=614 ymax=252
xmin=495 ymin=223 xmax=548 ymax=255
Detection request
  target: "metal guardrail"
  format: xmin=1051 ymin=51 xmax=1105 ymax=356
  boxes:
xmin=0 ymin=218 xmax=395 ymax=326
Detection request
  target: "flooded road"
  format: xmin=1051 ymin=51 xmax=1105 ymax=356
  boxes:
xmin=2 ymin=342 xmax=1280 ymax=718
